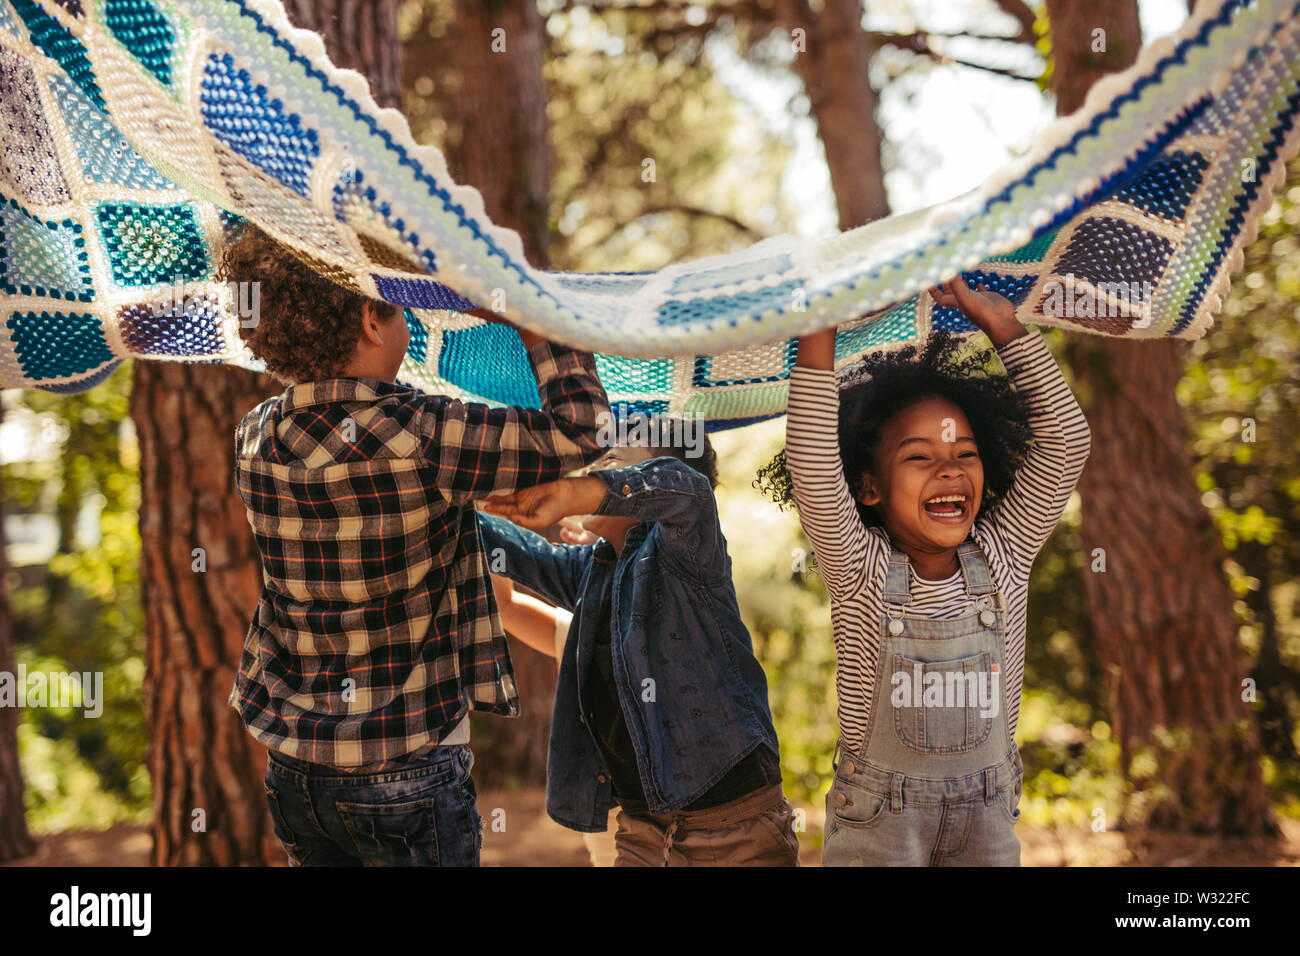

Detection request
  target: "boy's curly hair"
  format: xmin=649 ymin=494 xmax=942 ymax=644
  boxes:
xmin=217 ymin=221 xmax=400 ymax=384
xmin=647 ymin=422 xmax=720 ymax=490
xmin=755 ymin=331 xmax=1034 ymax=528
xmin=595 ymin=414 xmax=721 ymax=489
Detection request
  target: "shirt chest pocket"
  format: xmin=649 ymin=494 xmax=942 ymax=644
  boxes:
xmin=890 ymin=651 xmax=996 ymax=755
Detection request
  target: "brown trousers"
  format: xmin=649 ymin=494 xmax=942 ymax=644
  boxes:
xmin=613 ymin=784 xmax=800 ymax=867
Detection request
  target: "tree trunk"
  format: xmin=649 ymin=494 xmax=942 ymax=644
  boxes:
xmin=438 ymin=0 xmax=557 ymax=787
xmin=0 ymin=405 xmax=37 ymax=862
xmin=281 ymin=0 xmax=403 ymax=111
xmin=133 ymin=363 xmax=281 ymax=865
xmin=443 ymin=0 xmax=551 ymax=264
xmin=136 ymin=0 xmax=405 ymax=865
xmin=775 ymin=0 xmax=889 ymax=228
xmin=1046 ymin=0 xmax=1273 ymax=834
xmin=1238 ymin=538 xmax=1297 ymax=763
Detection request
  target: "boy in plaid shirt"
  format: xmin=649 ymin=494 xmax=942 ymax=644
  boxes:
xmin=221 ymin=224 xmax=610 ymax=866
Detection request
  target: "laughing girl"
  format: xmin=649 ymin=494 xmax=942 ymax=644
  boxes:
xmin=759 ymin=276 xmax=1090 ymax=866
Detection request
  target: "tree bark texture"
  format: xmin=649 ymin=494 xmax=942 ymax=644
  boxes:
xmin=133 ymin=363 xmax=281 ymax=865
xmin=442 ymin=0 xmax=552 ymax=265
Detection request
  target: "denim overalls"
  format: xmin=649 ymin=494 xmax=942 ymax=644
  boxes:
xmin=823 ymin=538 xmax=1023 ymax=866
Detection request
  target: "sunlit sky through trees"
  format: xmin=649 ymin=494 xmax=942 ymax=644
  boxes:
xmin=706 ymin=0 xmax=1190 ymax=236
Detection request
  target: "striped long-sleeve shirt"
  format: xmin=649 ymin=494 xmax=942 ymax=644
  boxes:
xmin=230 ymin=341 xmax=610 ymax=771
xmin=785 ymin=330 xmax=1090 ymax=752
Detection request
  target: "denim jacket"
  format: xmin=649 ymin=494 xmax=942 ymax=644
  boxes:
xmin=476 ymin=456 xmax=779 ymax=831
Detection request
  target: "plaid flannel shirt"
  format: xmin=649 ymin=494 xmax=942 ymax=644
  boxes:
xmin=229 ymin=341 xmax=610 ymax=771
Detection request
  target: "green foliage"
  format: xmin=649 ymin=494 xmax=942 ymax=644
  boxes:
xmin=543 ymin=9 xmax=797 ymax=270
xmin=1178 ymin=160 xmax=1300 ymax=805
xmin=714 ymin=419 xmax=839 ymax=808
xmin=4 ymin=362 xmax=149 ymax=831
xmin=1015 ymin=689 xmax=1124 ymax=829
xmin=401 ymin=0 xmax=798 ymax=269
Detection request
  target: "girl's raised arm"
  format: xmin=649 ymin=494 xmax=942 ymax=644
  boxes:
xmin=785 ymin=329 xmax=876 ymax=600
xmin=932 ymin=279 xmax=1091 ymax=577
xmin=978 ymin=332 xmax=1091 ymax=578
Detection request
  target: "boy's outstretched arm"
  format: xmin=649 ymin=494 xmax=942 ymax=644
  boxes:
xmin=477 ymin=510 xmax=589 ymax=611
xmin=481 ymin=458 xmax=725 ymax=580
xmin=490 ymin=574 xmax=566 ymax=660
xmin=415 ymin=327 xmax=611 ymax=506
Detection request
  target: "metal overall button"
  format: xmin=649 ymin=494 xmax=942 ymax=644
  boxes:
xmin=977 ymin=596 xmax=995 ymax=627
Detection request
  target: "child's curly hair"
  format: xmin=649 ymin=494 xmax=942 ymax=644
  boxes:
xmin=645 ymin=420 xmax=720 ymax=490
xmin=755 ymin=331 xmax=1034 ymax=528
xmin=218 ymin=220 xmax=399 ymax=384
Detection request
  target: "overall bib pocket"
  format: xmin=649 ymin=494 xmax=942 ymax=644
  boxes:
xmin=891 ymin=651 xmax=995 ymax=754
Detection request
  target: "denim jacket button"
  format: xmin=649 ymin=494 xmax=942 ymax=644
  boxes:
xmin=597 ymin=774 xmax=607 ymax=784
xmin=621 ymin=484 xmax=631 ymax=495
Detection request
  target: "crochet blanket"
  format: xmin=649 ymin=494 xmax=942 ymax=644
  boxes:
xmin=0 ymin=0 xmax=1297 ymax=429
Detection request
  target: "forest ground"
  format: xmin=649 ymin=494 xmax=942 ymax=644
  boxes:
xmin=4 ymin=787 xmax=1299 ymax=866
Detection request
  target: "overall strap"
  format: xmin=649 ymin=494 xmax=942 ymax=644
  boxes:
xmin=957 ymin=538 xmax=997 ymax=597
xmin=884 ymin=549 xmax=913 ymax=605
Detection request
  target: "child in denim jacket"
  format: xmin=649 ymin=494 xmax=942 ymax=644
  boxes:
xmin=479 ymin=423 xmax=799 ymax=866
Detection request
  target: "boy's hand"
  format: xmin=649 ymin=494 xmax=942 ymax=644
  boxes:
xmin=481 ymin=476 xmax=606 ymax=531
xmin=929 ymin=276 xmax=1027 ymax=348
xmin=559 ymin=517 xmax=600 ymax=545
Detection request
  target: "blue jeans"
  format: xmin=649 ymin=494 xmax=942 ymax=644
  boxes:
xmin=264 ymin=745 xmax=482 ymax=866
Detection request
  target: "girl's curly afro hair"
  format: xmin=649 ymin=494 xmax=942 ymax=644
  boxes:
xmin=218 ymin=220 xmax=399 ymax=385
xmin=755 ymin=330 xmax=1034 ymax=529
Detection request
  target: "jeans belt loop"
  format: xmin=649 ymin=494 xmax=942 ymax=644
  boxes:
xmin=890 ymin=772 xmax=904 ymax=814
xmin=662 ymin=819 xmax=678 ymax=867
xmin=984 ymin=769 xmax=996 ymax=806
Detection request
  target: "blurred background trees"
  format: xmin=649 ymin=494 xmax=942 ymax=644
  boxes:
xmin=1 ymin=0 xmax=1297 ymax=863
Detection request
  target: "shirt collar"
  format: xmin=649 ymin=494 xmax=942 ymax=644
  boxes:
xmin=281 ymin=377 xmax=411 ymax=412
